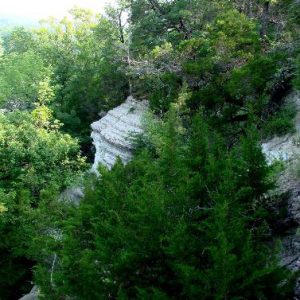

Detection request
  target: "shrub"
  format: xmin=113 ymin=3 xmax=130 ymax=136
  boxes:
xmin=262 ymin=102 xmax=296 ymax=139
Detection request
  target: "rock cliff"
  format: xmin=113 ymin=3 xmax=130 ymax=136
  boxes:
xmin=91 ymin=96 xmax=148 ymax=171
xmin=262 ymin=92 xmax=300 ymax=164
xmin=262 ymin=91 xmax=300 ymax=297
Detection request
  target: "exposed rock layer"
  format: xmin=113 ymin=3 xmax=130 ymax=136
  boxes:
xmin=262 ymin=92 xmax=300 ymax=223
xmin=262 ymin=92 xmax=300 ymax=164
xmin=91 ymin=96 xmax=148 ymax=171
xmin=262 ymin=91 xmax=300 ymax=297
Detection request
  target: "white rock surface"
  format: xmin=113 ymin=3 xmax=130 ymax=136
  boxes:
xmin=262 ymin=135 xmax=300 ymax=163
xmin=19 ymin=286 xmax=39 ymax=300
xmin=60 ymin=186 xmax=84 ymax=205
xmin=262 ymin=91 xmax=300 ymax=164
xmin=91 ymin=96 xmax=148 ymax=171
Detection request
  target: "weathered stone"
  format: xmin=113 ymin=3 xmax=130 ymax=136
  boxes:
xmin=60 ymin=186 xmax=84 ymax=205
xmin=91 ymin=96 xmax=148 ymax=171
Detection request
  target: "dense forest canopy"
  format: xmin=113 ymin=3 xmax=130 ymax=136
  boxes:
xmin=0 ymin=0 xmax=300 ymax=299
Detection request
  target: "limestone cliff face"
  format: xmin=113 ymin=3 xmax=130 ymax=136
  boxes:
xmin=262 ymin=91 xmax=300 ymax=297
xmin=262 ymin=91 xmax=300 ymax=226
xmin=262 ymin=92 xmax=300 ymax=164
xmin=91 ymin=96 xmax=148 ymax=171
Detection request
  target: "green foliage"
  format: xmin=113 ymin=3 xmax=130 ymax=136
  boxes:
xmin=144 ymin=72 xmax=182 ymax=113
xmin=0 ymin=8 xmax=129 ymax=153
xmin=2 ymin=27 xmax=36 ymax=54
xmin=0 ymin=111 xmax=86 ymax=299
xmin=227 ymin=55 xmax=278 ymax=100
xmin=132 ymin=7 xmax=264 ymax=118
xmin=262 ymin=102 xmax=297 ymax=138
xmin=0 ymin=0 xmax=299 ymax=298
xmin=34 ymin=10 xmax=129 ymax=147
xmin=0 ymin=190 xmax=34 ymax=299
xmin=134 ymin=7 xmax=266 ymax=125
xmin=129 ymin=0 xmax=221 ymax=53
xmin=0 ymin=51 xmax=51 ymax=109
xmin=209 ymin=9 xmax=260 ymax=60
xmin=0 ymin=111 xmax=85 ymax=192
xmin=38 ymin=110 xmax=294 ymax=299
xmin=130 ymin=1 xmax=296 ymax=140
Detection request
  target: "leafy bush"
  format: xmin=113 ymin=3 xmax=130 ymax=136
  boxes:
xmin=262 ymin=103 xmax=296 ymax=139
xmin=0 ymin=111 xmax=86 ymax=299
xmin=147 ymin=72 xmax=182 ymax=114
xmin=0 ymin=51 xmax=51 ymax=109
xmin=226 ymin=55 xmax=278 ymax=101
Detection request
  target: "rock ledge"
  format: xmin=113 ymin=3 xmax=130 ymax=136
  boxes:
xmin=91 ymin=96 xmax=148 ymax=171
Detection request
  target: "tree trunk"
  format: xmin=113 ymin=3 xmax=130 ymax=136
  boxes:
xmin=118 ymin=10 xmax=125 ymax=44
xmin=260 ymin=1 xmax=270 ymax=38
xmin=248 ymin=0 xmax=253 ymax=18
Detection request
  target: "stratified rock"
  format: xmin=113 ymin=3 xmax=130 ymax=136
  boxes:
xmin=91 ymin=96 xmax=148 ymax=171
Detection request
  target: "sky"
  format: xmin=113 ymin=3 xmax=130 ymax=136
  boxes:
xmin=0 ymin=0 xmax=116 ymax=20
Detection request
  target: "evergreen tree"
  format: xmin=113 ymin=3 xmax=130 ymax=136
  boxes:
xmin=38 ymin=111 xmax=295 ymax=299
